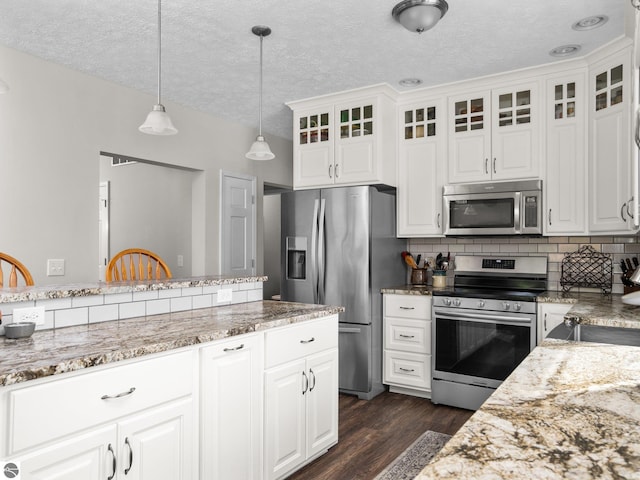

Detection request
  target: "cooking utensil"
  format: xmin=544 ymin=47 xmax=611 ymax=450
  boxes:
xmin=626 ymin=258 xmax=634 ymax=272
xmin=633 ymin=257 xmax=639 ymax=268
xmin=416 ymin=254 xmax=422 ymax=267
xmin=401 ymin=251 xmax=418 ymax=269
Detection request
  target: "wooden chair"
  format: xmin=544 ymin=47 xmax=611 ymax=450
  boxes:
xmin=0 ymin=252 xmax=34 ymax=288
xmin=106 ymin=248 xmax=172 ymax=282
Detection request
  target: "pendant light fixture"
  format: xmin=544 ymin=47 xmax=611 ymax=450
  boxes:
xmin=392 ymin=0 xmax=449 ymax=34
xmin=139 ymin=0 xmax=177 ymax=135
xmin=246 ymin=25 xmax=275 ymax=161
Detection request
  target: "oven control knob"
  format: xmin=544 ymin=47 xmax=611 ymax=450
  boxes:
xmin=502 ymin=302 xmax=511 ymax=310
xmin=453 ymin=299 xmax=461 ymax=307
xmin=477 ymin=300 xmax=485 ymax=308
xmin=443 ymin=298 xmax=452 ymax=306
xmin=513 ymin=303 xmax=522 ymax=312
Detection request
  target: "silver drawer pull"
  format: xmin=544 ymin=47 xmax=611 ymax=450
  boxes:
xmin=300 ymin=337 xmax=315 ymax=344
xmin=107 ymin=443 xmax=116 ymax=480
xmin=399 ymin=306 xmax=415 ymax=310
xmin=223 ymin=343 xmax=245 ymax=352
xmin=399 ymin=334 xmax=415 ymax=338
xmin=124 ymin=437 xmax=134 ymax=475
xmin=399 ymin=367 xmax=415 ymax=372
xmin=101 ymin=387 xmax=136 ymax=400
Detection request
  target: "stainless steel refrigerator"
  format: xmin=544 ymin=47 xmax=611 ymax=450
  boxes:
xmin=280 ymin=185 xmax=405 ymax=400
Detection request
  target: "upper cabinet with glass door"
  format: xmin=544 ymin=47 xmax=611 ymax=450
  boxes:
xmin=588 ymin=45 xmax=637 ymax=234
xmin=448 ymin=82 xmax=539 ymax=183
xmin=288 ymin=85 xmax=397 ymax=190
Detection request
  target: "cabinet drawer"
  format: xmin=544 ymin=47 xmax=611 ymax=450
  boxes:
xmin=7 ymin=350 xmax=194 ymax=454
xmin=265 ymin=315 xmax=338 ymax=368
xmin=384 ymin=295 xmax=431 ymax=320
xmin=383 ymin=351 xmax=431 ymax=390
xmin=384 ymin=317 xmax=431 ymax=354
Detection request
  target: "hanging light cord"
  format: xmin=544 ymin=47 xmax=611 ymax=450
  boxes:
xmin=258 ymin=32 xmax=264 ymax=137
xmin=156 ymin=0 xmax=162 ymax=106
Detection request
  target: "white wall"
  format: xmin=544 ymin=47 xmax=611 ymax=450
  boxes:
xmin=0 ymin=44 xmax=292 ymax=285
xmin=263 ymin=194 xmax=281 ymax=299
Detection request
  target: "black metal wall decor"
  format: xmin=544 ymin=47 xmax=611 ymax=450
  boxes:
xmin=560 ymin=245 xmax=612 ymax=294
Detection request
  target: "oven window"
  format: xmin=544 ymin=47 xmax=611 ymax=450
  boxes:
xmin=449 ymin=198 xmax=514 ymax=229
xmin=434 ymin=317 xmax=531 ymax=381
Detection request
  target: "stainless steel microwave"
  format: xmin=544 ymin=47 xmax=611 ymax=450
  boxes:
xmin=443 ymin=180 xmax=542 ymax=236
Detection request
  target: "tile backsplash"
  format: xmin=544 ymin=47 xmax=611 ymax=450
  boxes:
xmin=408 ymin=236 xmax=640 ymax=294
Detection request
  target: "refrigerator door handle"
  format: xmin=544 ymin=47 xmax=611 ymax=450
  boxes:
xmin=311 ymin=198 xmax=320 ymax=303
xmin=318 ymin=198 xmax=326 ymax=304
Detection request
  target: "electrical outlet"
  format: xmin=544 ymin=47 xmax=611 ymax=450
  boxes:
xmin=177 ymin=255 xmax=184 ymax=267
xmin=47 ymin=259 xmax=65 ymax=276
xmin=13 ymin=306 xmax=46 ymax=326
xmin=218 ymin=288 xmax=233 ymax=303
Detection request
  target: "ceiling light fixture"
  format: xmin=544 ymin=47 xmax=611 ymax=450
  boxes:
xmin=399 ymin=78 xmax=423 ymax=87
xmin=392 ymin=0 xmax=449 ymax=34
xmin=0 ymin=77 xmax=8 ymax=94
xmin=571 ymin=15 xmax=608 ymax=31
xmin=246 ymin=25 xmax=275 ymax=161
xmin=549 ymin=44 xmax=582 ymax=57
xmin=139 ymin=0 xmax=177 ymax=136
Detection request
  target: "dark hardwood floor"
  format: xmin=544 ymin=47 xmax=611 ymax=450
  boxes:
xmin=287 ymin=391 xmax=473 ymax=480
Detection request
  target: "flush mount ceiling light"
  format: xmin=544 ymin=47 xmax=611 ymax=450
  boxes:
xmin=399 ymin=78 xmax=423 ymax=87
xmin=392 ymin=0 xmax=449 ymax=34
xmin=549 ymin=44 xmax=582 ymax=57
xmin=139 ymin=0 xmax=177 ymax=136
xmin=246 ymin=25 xmax=275 ymax=161
xmin=572 ymin=15 xmax=608 ymax=31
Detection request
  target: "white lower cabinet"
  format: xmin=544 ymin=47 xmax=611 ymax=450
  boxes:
xmin=3 ymin=350 xmax=195 ymax=480
xmin=383 ymin=294 xmax=432 ymax=398
xmin=537 ymin=303 xmax=573 ymax=343
xmin=200 ymin=333 xmax=263 ymax=480
xmin=264 ymin=316 xmax=339 ymax=480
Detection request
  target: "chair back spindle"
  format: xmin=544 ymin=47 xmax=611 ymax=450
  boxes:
xmin=0 ymin=253 xmax=35 ymax=288
xmin=106 ymin=249 xmax=172 ymax=282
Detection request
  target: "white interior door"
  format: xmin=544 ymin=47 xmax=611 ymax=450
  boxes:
xmin=221 ymin=172 xmax=256 ymax=275
xmin=98 ymin=181 xmax=109 ymax=281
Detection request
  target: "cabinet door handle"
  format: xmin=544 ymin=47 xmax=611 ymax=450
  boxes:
xmin=223 ymin=343 xmax=244 ymax=352
xmin=302 ymin=371 xmax=309 ymax=394
xmin=300 ymin=337 xmax=315 ymax=344
xmin=621 ymin=203 xmax=628 ymax=222
xmin=399 ymin=334 xmax=415 ymax=338
xmin=309 ymin=368 xmax=316 ymax=391
xmin=493 ymin=158 xmax=497 ymax=174
xmin=399 ymin=306 xmax=415 ymax=310
xmin=124 ymin=437 xmax=134 ymax=475
xmin=107 ymin=444 xmax=117 ymax=480
xmin=627 ymin=197 xmax=635 ymax=219
xmin=548 ymin=209 xmax=552 ymax=226
xmin=437 ymin=213 xmax=441 ymax=228
xmin=101 ymin=387 xmax=136 ymax=400
xmin=329 ymin=164 xmax=333 ymax=178
xmin=399 ymin=367 xmax=415 ymax=373
xmin=335 ymin=164 xmax=340 ymax=178
xmin=544 ymin=313 xmax=547 ymax=331
xmin=484 ymin=158 xmax=488 ymax=174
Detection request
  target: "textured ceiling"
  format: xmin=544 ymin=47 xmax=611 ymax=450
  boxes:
xmin=0 ymin=0 xmax=626 ymax=140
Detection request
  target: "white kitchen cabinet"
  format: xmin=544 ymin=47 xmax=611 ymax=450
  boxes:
xmin=263 ymin=315 xmax=339 ymax=480
xmin=200 ymin=333 xmax=263 ymax=480
xmin=448 ymin=82 xmax=539 ymax=183
xmin=3 ymin=351 xmax=195 ymax=480
xmin=382 ymin=294 xmax=432 ymax=398
xmin=544 ymin=69 xmax=588 ymax=235
xmin=589 ymin=45 xmax=638 ymax=234
xmin=289 ymin=85 xmax=397 ymax=189
xmin=397 ymin=98 xmax=446 ymax=237
xmin=537 ymin=303 xmax=572 ymax=343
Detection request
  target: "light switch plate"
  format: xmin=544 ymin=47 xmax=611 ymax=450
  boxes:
xmin=47 ymin=259 xmax=65 ymax=276
xmin=218 ymin=288 xmax=233 ymax=303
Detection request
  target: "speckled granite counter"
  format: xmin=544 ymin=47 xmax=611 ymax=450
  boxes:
xmin=417 ymin=338 xmax=640 ymax=479
xmin=380 ymin=285 xmax=434 ymax=295
xmin=0 ymin=275 xmax=267 ymax=304
xmin=0 ymin=300 xmax=343 ymax=387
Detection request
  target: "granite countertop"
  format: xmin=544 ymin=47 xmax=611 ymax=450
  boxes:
xmin=381 ymin=285 xmax=435 ymax=295
xmin=417 ymin=338 xmax=640 ymax=479
xmin=0 ymin=300 xmax=343 ymax=387
xmin=0 ymin=275 xmax=268 ymax=304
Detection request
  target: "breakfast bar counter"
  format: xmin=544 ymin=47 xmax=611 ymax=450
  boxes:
xmin=0 ymin=300 xmax=343 ymax=387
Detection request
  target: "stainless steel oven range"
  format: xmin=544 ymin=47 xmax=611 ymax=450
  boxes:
xmin=431 ymin=256 xmax=547 ymax=411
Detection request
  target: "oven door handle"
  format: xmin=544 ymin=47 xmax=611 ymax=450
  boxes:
xmin=434 ymin=310 xmax=534 ymax=326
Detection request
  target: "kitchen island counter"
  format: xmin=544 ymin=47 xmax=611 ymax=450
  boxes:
xmin=0 ymin=300 xmax=343 ymax=387
xmin=417 ymin=337 xmax=640 ymax=479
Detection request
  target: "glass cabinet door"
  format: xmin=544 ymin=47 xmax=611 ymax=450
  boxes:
xmin=594 ymin=64 xmax=623 ymax=111
xmin=338 ymin=104 xmax=373 ymax=139
xmin=403 ymin=106 xmax=437 ymax=140
xmin=298 ymin=112 xmax=330 ymax=146
xmin=496 ymin=89 xmax=531 ymax=127
xmin=553 ymin=82 xmax=576 ymax=120
xmin=453 ymin=97 xmax=485 ymax=133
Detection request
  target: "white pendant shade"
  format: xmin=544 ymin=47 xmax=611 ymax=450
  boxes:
xmin=139 ymin=104 xmax=178 ymax=135
xmin=246 ymin=135 xmax=275 ymax=160
xmin=0 ymin=77 xmax=9 ymax=93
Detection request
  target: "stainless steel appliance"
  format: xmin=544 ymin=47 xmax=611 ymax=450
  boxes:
xmin=280 ymin=185 xmax=405 ymax=400
xmin=443 ymin=180 xmax=542 ymax=236
xmin=431 ymin=256 xmax=547 ymax=410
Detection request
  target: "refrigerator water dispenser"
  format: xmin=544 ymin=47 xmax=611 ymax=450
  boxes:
xmin=286 ymin=236 xmax=307 ymax=280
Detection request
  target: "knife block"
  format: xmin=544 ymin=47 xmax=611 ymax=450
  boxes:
xmin=624 ymin=286 xmax=640 ymax=294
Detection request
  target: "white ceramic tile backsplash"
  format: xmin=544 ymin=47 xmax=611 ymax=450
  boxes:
xmin=408 ymin=236 xmax=640 ymax=294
